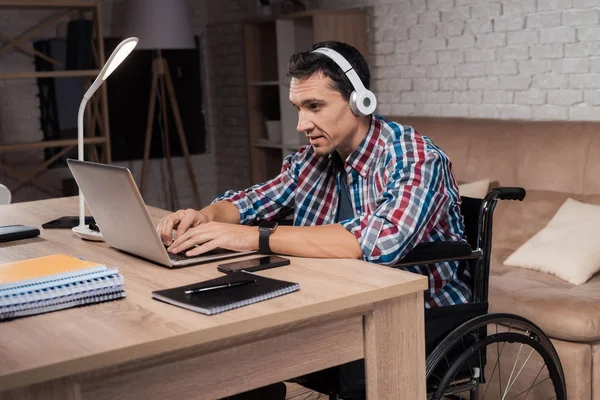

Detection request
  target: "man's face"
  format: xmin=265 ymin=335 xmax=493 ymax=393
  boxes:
xmin=289 ymin=73 xmax=358 ymax=157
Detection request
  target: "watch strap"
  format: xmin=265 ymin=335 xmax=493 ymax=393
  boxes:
xmin=259 ymin=227 xmax=272 ymax=254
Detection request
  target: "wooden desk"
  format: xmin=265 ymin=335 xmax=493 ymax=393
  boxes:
xmin=0 ymin=198 xmax=427 ymax=399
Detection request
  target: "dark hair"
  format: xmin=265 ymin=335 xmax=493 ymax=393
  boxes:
xmin=287 ymin=41 xmax=370 ymax=102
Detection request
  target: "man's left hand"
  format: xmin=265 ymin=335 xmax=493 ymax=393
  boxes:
xmin=167 ymin=222 xmax=259 ymax=256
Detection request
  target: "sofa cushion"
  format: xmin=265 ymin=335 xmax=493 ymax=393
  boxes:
xmin=503 ymin=198 xmax=600 ymax=285
xmin=489 ymin=190 xmax=600 ymax=341
xmin=458 ymin=179 xmax=490 ymax=199
xmin=490 ymin=258 xmax=600 ymax=342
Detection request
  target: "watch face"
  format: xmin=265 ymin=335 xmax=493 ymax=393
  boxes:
xmin=259 ymin=220 xmax=278 ymax=230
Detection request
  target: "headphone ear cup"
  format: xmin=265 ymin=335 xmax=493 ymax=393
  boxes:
xmin=349 ymin=91 xmax=362 ymax=116
xmin=356 ymin=90 xmax=377 ymax=116
xmin=350 ymin=90 xmax=377 ymax=117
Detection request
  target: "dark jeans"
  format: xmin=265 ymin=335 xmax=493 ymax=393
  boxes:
xmin=220 ymin=382 xmax=287 ymax=400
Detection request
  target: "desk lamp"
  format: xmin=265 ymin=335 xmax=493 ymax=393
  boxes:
xmin=72 ymin=37 xmax=138 ymax=241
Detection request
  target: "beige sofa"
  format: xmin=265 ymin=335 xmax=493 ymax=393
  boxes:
xmin=389 ymin=116 xmax=600 ymax=399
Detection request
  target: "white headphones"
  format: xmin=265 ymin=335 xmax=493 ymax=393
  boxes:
xmin=312 ymin=47 xmax=377 ymax=117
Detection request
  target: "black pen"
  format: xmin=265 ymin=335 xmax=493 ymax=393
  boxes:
xmin=184 ymin=279 xmax=256 ymax=294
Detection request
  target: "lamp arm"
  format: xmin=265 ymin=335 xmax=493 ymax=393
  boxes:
xmin=83 ymin=76 xmax=103 ymax=101
xmin=77 ymin=71 xmax=107 ymax=228
xmin=78 ymin=96 xmax=89 ymax=228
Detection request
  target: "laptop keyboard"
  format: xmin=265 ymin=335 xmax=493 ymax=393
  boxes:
xmin=168 ymin=251 xmax=193 ymax=261
xmin=166 ymin=246 xmax=234 ymax=261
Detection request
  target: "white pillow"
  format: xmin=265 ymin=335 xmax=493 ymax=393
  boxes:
xmin=504 ymin=198 xmax=600 ymax=285
xmin=458 ymin=179 xmax=490 ymax=199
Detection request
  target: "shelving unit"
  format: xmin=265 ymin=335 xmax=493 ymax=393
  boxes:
xmin=0 ymin=0 xmax=109 ymax=197
xmin=242 ymin=8 xmax=367 ymax=184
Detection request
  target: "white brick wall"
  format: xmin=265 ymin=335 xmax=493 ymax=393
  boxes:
xmin=319 ymin=0 xmax=600 ymax=121
xmin=0 ymin=0 xmax=219 ymax=208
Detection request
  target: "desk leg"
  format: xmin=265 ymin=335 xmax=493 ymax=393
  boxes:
xmin=364 ymin=292 xmax=425 ymax=399
xmin=0 ymin=378 xmax=81 ymax=400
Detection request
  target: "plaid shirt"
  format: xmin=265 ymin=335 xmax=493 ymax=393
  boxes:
xmin=216 ymin=115 xmax=471 ymax=308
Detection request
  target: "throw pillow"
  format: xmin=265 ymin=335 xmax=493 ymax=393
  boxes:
xmin=503 ymin=198 xmax=600 ymax=285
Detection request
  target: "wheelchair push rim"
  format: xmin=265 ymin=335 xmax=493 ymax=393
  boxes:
xmin=427 ymin=313 xmax=566 ymax=400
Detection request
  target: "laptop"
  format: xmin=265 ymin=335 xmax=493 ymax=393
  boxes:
xmin=66 ymin=159 xmax=254 ymax=267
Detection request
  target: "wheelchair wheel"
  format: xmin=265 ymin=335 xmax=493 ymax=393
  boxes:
xmin=426 ymin=313 xmax=566 ymax=400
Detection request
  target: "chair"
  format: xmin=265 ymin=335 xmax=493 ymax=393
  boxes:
xmin=0 ymin=184 xmax=11 ymax=205
xmin=292 ymin=187 xmax=566 ymax=399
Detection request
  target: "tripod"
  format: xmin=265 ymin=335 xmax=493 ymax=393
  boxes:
xmin=140 ymin=50 xmax=202 ymax=210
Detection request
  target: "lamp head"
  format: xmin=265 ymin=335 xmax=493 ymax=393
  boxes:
xmin=102 ymin=37 xmax=138 ymax=80
xmin=84 ymin=37 xmax=138 ymax=100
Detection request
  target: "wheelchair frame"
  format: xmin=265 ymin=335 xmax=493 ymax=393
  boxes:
xmin=319 ymin=187 xmax=567 ymax=400
xmin=394 ymin=188 xmax=566 ymax=400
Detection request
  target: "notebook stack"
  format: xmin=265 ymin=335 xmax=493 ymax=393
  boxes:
xmin=0 ymin=254 xmax=125 ymax=321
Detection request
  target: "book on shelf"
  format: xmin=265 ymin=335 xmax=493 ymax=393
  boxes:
xmin=0 ymin=254 xmax=125 ymax=321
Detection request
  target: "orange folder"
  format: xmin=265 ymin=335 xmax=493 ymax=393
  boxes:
xmin=0 ymin=254 xmax=103 ymax=285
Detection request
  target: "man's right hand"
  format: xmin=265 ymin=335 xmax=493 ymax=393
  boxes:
xmin=157 ymin=209 xmax=209 ymax=246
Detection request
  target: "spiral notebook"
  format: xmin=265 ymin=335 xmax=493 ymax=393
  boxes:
xmin=0 ymin=290 xmax=126 ymax=320
xmin=0 ymin=254 xmax=106 ymax=290
xmin=152 ymin=271 xmax=300 ymax=315
xmin=0 ymin=254 xmax=125 ymax=321
xmin=0 ymin=274 xmax=124 ymax=308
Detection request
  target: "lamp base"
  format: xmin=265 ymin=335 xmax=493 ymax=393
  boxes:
xmin=72 ymin=225 xmax=104 ymax=242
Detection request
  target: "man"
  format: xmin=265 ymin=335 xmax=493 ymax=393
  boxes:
xmin=157 ymin=41 xmax=470 ymax=398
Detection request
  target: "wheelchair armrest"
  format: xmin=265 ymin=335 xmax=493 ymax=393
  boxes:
xmin=393 ymin=241 xmax=479 ymax=267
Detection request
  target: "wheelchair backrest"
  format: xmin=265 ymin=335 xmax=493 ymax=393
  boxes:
xmin=459 ymin=196 xmax=483 ymax=250
xmin=459 ymin=196 xmax=487 ymax=301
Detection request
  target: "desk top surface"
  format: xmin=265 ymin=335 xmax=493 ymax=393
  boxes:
xmin=0 ymin=197 xmax=426 ymax=390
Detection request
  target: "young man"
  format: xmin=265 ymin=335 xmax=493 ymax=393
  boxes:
xmin=157 ymin=41 xmax=470 ymax=398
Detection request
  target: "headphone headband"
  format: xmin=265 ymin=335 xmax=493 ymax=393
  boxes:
xmin=311 ymin=47 xmax=377 ymax=116
xmin=311 ymin=47 xmax=368 ymax=93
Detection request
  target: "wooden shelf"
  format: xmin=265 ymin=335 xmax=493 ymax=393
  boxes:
xmin=248 ymin=81 xmax=280 ymax=87
xmin=0 ymin=137 xmax=106 ymax=152
xmin=286 ymin=143 xmax=304 ymax=151
xmin=244 ymin=8 xmax=367 ymax=24
xmin=0 ymin=0 xmax=111 ymax=199
xmin=243 ymin=9 xmax=367 ymax=184
xmin=0 ymin=0 xmax=97 ymax=8
xmin=254 ymin=139 xmax=284 ymax=149
xmin=0 ymin=69 xmax=101 ymax=80
xmin=254 ymin=139 xmax=306 ymax=151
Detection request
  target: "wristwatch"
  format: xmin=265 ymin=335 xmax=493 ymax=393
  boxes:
xmin=258 ymin=220 xmax=278 ymax=254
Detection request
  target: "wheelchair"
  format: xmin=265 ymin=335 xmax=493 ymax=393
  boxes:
xmin=292 ymin=187 xmax=566 ymax=399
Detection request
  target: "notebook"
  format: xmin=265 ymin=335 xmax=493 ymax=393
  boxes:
xmin=0 ymin=291 xmax=126 ymax=320
xmin=152 ymin=271 xmax=300 ymax=315
xmin=0 ymin=273 xmax=124 ymax=307
xmin=0 ymin=254 xmax=125 ymax=321
xmin=0 ymin=254 xmax=104 ymax=290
